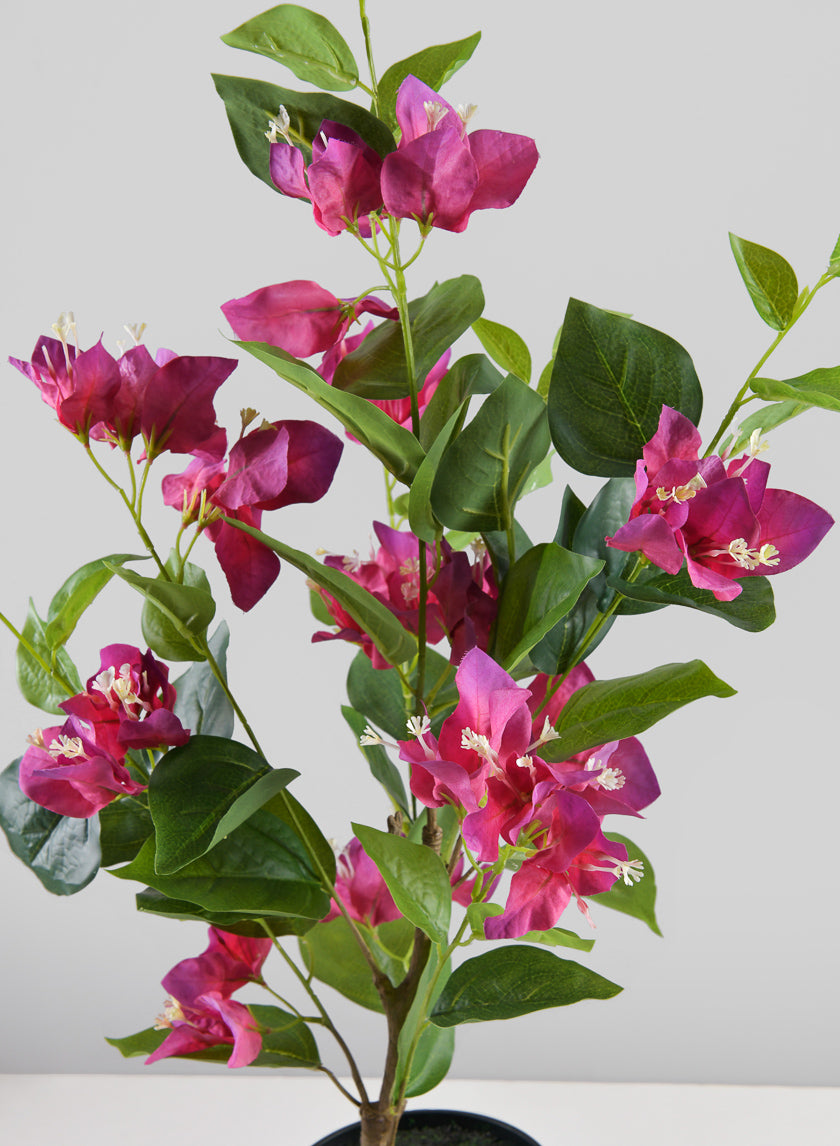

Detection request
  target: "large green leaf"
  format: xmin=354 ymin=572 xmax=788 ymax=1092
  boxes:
xmin=332 ymin=277 xmax=485 ymax=399
xmin=43 ymin=553 xmax=143 ymax=649
xmin=729 ymin=233 xmax=799 ymax=331
xmin=409 ymin=405 xmax=467 ymax=542
xmin=0 ymin=759 xmax=100 ymax=894
xmin=111 ymin=802 xmax=330 ymax=920
xmin=99 ymin=797 xmax=153 ymax=867
xmin=593 ymin=833 xmax=662 ymax=935
xmin=212 ymin=75 xmax=395 ymax=193
xmin=396 ymin=950 xmax=454 ymax=1099
xmin=223 ymin=517 xmax=418 ymax=667
xmin=342 ymin=706 xmax=409 ymax=814
xmin=16 ymin=600 xmax=83 ymax=714
xmin=570 ymin=477 xmax=636 ymax=609
xmin=429 ymin=946 xmax=621 ymax=1026
xmin=612 ymin=568 xmax=776 ymax=632
xmin=352 ymin=823 xmax=451 ymax=945
xmin=221 ymin=5 xmax=359 ymax=91
xmin=530 ymin=586 xmax=614 ymax=676
xmin=299 ymin=915 xmax=385 ymax=1012
xmin=172 ymin=623 xmax=234 ymax=739
xmin=149 ymin=734 xmax=297 ymax=874
xmin=108 ymin=561 xmax=215 ymax=663
xmin=492 ymin=544 xmax=603 ymax=671
xmin=235 ymin=340 xmax=425 ymax=484
xmin=541 ymin=660 xmax=736 ymax=761
xmin=376 ymin=32 xmax=481 ymax=130
xmin=472 ymin=317 xmax=531 ymax=383
xmin=135 ymin=887 xmax=316 ymax=938
xmin=548 ymin=299 xmax=703 ymax=476
xmin=751 ymin=366 xmax=840 ymax=413
xmin=431 ymin=375 xmax=550 ymax=532
xmin=346 ymin=651 xmax=408 ymax=741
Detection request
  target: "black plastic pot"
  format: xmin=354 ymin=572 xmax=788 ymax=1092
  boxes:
xmin=312 ymin=1108 xmax=542 ymax=1146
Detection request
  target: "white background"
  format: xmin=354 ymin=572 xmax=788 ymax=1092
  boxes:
xmin=1 ymin=0 xmax=838 ymax=1092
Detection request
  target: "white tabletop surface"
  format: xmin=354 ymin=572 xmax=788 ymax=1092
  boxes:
xmin=1 ymin=1076 xmax=837 ymax=1146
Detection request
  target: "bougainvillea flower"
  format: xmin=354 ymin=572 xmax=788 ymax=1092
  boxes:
xmin=380 ymin=76 xmax=539 ymax=232
xmin=10 ymin=334 xmax=121 ymax=440
xmin=19 ymin=715 xmax=146 ymax=818
xmin=607 ymin=406 xmax=834 ymax=600
xmin=221 ymin=280 xmax=397 ymax=358
xmin=323 ymin=836 xmax=402 ymax=926
xmin=60 ymin=644 xmax=189 ymax=757
xmin=398 ymin=648 xmax=658 ymax=938
xmin=161 ymin=927 xmax=271 ymax=1005
xmin=162 ymin=419 xmax=343 ymax=611
xmin=268 ymin=112 xmax=384 ymax=235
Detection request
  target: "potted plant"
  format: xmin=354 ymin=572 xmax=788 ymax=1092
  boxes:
xmin=2 ymin=4 xmax=837 ymax=1144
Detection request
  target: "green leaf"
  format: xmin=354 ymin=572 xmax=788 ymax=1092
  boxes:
xmin=492 ymin=544 xmax=604 ymax=671
xmin=135 ymin=887 xmax=317 ymax=937
xmin=223 ymin=517 xmax=418 ymax=667
xmin=43 ymin=553 xmax=143 ymax=649
xmin=341 ymin=706 xmax=409 ymax=814
xmin=249 ymin=1003 xmax=321 ymax=1068
xmin=594 ymin=833 xmax=662 ymax=935
xmin=108 ymin=561 xmax=215 ymax=663
xmin=554 ymin=485 xmax=587 ymax=550
xmin=729 ymin=232 xmax=799 ymax=330
xmin=530 ymin=585 xmax=614 ymax=676
xmin=397 ymin=950 xmax=455 ymax=1098
xmin=431 ymin=375 xmax=550 ymax=532
xmin=483 ymin=518 xmax=533 ymax=581
xmin=149 ymin=734 xmax=298 ymax=874
xmin=172 ymin=623 xmax=234 ymax=739
xmin=0 ymin=759 xmax=100 ymax=894
xmin=472 ymin=317 xmax=531 ymax=383
xmin=332 ymin=277 xmax=485 ymax=399
xmin=409 ymin=405 xmax=466 ymax=542
xmin=212 ymin=74 xmax=395 ymax=192
xmin=309 ymin=586 xmax=335 ymax=627
xmin=724 ymin=400 xmax=808 ymax=454
xmin=430 ymin=946 xmax=621 ymax=1026
xmin=235 ymin=341 xmax=425 ymax=484
xmin=106 ymin=1028 xmax=168 ymax=1059
xmin=346 ymin=651 xmax=408 ymax=741
xmin=99 ymin=797 xmax=153 ymax=867
xmin=548 ymin=299 xmax=703 ymax=476
xmin=299 ymin=916 xmax=385 ymax=1012
xmin=541 ymin=660 xmax=736 ymax=761
xmin=751 ymin=366 xmax=840 ymax=413
xmin=514 ymin=927 xmax=595 ymax=953
xmin=377 ymin=32 xmax=481 ymax=130
xmin=221 ymin=5 xmax=359 ymax=91
xmin=352 ymin=823 xmax=451 ymax=945
xmin=111 ymin=803 xmax=330 ymax=921
xmin=612 ymin=567 xmax=776 ymax=632
xmin=571 ymin=478 xmax=637 ymax=603
xmin=16 ymin=600 xmax=83 ymax=714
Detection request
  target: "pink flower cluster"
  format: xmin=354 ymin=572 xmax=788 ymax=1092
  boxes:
xmin=20 ymin=645 xmax=188 ymax=818
xmin=398 ymin=648 xmax=660 ymax=939
xmin=268 ymin=76 xmax=538 ymax=236
xmin=148 ymin=927 xmax=271 ymax=1068
xmin=607 ymin=406 xmax=833 ymax=600
xmin=312 ymin=523 xmax=498 ymax=668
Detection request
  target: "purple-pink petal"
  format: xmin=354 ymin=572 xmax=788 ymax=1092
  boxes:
xmin=463 ymin=128 xmax=539 ymax=215
xmin=141 ymin=356 xmax=235 ymax=457
xmin=221 ymin=281 xmax=347 ymax=357
xmin=607 ymin=513 xmax=685 ymax=574
xmin=381 ymin=128 xmax=478 ymax=230
xmin=269 ymin=142 xmax=310 ymax=199
xmin=213 ymin=425 xmax=290 ymax=511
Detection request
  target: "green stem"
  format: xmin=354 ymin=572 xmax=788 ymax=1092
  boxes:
xmin=0 ymin=611 xmax=78 ymax=698
xmin=84 ymin=447 xmax=168 ymax=577
xmin=358 ymin=0 xmax=380 ymax=118
xmin=705 ymin=271 xmax=834 ymax=456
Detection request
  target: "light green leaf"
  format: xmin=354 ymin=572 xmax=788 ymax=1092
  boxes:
xmin=108 ymin=560 xmax=215 ymax=663
xmin=221 ymin=5 xmax=359 ymax=91
xmin=594 ymin=833 xmax=662 ymax=935
xmin=16 ymin=600 xmax=83 ymax=714
xmin=44 ymin=553 xmax=143 ymax=649
xmin=729 ymin=232 xmax=799 ymax=330
xmin=751 ymin=366 xmax=840 ymax=413
xmin=377 ymin=32 xmax=481 ymax=130
xmin=472 ymin=317 xmax=531 ymax=383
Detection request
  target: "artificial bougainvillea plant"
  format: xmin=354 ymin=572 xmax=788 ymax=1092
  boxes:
xmin=1 ymin=5 xmax=838 ymax=1145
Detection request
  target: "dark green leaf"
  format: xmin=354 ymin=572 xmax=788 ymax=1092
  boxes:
xmin=135 ymin=887 xmax=316 ymax=937
xmin=430 ymin=946 xmax=621 ymax=1026
xmin=483 ymin=519 xmax=533 ymax=581
xmin=99 ymin=797 xmax=153 ymax=867
xmin=332 ymin=277 xmax=485 ymax=399
xmin=541 ymin=660 xmax=736 ymax=761
xmin=594 ymin=833 xmax=662 ymax=935
xmin=377 ymin=32 xmax=481 ymax=130
xmin=235 ymin=341 xmax=424 ymax=484
xmin=249 ymin=1003 xmax=321 ymax=1068
xmin=299 ymin=916 xmax=385 ymax=1012
xmin=492 ymin=544 xmax=603 ymax=671
xmin=346 ymin=651 xmax=408 ymax=741
xmin=44 ymin=553 xmax=143 ymax=649
xmin=530 ymin=585 xmax=615 ymax=676
xmin=0 ymin=759 xmax=100 ymax=894
xmin=472 ymin=317 xmax=531 ymax=383
xmin=111 ymin=804 xmax=330 ymax=921
xmin=751 ymin=366 xmax=840 ymax=413
xmin=572 ymin=477 xmax=642 ymax=610
xmin=149 ymin=734 xmax=297 ymax=874
xmin=223 ymin=517 xmax=418 ymax=667
xmin=418 ymin=352 xmax=504 ymax=452
xmin=554 ymin=486 xmax=587 ymax=550
xmin=341 ymin=706 xmax=409 ymax=814
xmin=172 ymin=623 xmax=234 ymax=739
xmin=548 ymin=299 xmax=703 ymax=476
xmin=16 ymin=599 xmax=83 ymax=714
xmin=106 ymin=1028 xmax=168 ymax=1059
xmin=409 ymin=405 xmax=466 ymax=542
xmin=612 ymin=567 xmax=776 ymax=632
xmin=729 ymin=233 xmax=799 ymax=330
xmin=221 ymin=6 xmax=359 ymax=91
xmin=352 ymin=823 xmax=451 ymax=944
xmin=212 ymin=74 xmax=395 ymax=192
xmin=431 ymin=375 xmax=550 ymax=532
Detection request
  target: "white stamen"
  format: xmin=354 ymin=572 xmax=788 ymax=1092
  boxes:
xmin=27 ymin=729 xmax=45 ymax=748
xmin=528 ymin=716 xmax=560 ymax=752
xmin=656 ymin=473 xmax=707 ymax=504
xmin=342 ymin=550 xmax=363 ymax=574
xmin=423 ymin=100 xmax=448 ymax=131
xmin=715 ymin=537 xmax=780 ymax=570
xmin=583 ymin=855 xmax=644 ymax=886
xmin=48 ymin=735 xmax=86 ymax=760
xmin=50 ymin=310 xmax=77 ymax=373
xmin=154 ymin=997 xmax=185 ymax=1030
xmin=265 ymin=105 xmax=292 ymax=144
xmin=515 ymin=754 xmax=534 ymax=770
xmin=460 ymin=727 xmax=497 ymax=763
xmin=584 ymin=754 xmax=625 ymax=790
xmin=406 ymin=715 xmax=431 ymax=740
xmin=399 ymin=557 xmax=421 ymax=605
xmin=457 ymin=102 xmax=478 ymax=128
xmin=360 ymin=726 xmax=384 ymax=746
